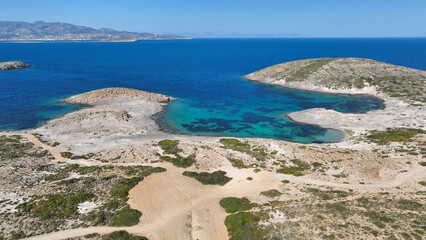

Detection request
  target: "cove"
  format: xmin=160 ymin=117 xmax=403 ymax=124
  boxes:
xmin=157 ymin=78 xmax=383 ymax=143
xmin=1 ymin=38 xmax=425 ymax=142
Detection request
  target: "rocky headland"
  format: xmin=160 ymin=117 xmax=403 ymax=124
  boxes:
xmin=0 ymin=61 xmax=31 ymax=70
xmin=33 ymin=88 xmax=177 ymax=153
xmin=245 ymin=57 xmax=426 ymax=147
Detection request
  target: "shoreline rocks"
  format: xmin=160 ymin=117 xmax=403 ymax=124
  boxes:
xmin=0 ymin=61 xmax=31 ymax=70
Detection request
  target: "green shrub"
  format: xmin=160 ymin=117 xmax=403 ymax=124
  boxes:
xmin=366 ymin=128 xmax=425 ymax=144
xmin=277 ymin=159 xmax=310 ymax=176
xmin=60 ymin=152 xmax=73 ymax=158
xmin=17 ymin=191 xmax=93 ymax=219
xmin=260 ymin=189 xmax=282 ymax=198
xmin=219 ymin=197 xmax=253 ymax=213
xmin=306 ymin=188 xmax=349 ymax=200
xmin=158 ymin=140 xmax=182 ymax=154
xmin=228 ymin=158 xmax=249 ymax=168
xmin=220 ymin=138 xmax=269 ymax=161
xmin=109 ymin=208 xmax=142 ymax=227
xmin=224 ymin=212 xmax=266 ymax=240
xmin=44 ymin=172 xmax=70 ymax=181
xmin=103 ymin=231 xmax=147 ymax=240
xmin=160 ymin=154 xmax=196 ymax=168
xmin=111 ymin=177 xmax=143 ymax=199
xmin=397 ymin=199 xmax=422 ymax=210
xmin=183 ymin=170 xmax=232 ymax=186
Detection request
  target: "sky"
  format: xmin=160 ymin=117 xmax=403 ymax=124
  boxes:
xmin=1 ymin=0 xmax=425 ymax=38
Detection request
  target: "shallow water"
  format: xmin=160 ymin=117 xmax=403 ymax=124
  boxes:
xmin=1 ymin=38 xmax=425 ymax=142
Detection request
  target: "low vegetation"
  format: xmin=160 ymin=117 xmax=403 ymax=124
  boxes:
xmin=276 ymin=159 xmax=311 ymax=176
xmin=219 ymin=138 xmax=270 ymax=162
xmin=219 ymin=197 xmax=254 ymax=213
xmin=157 ymin=140 xmax=196 ymax=167
xmin=0 ymin=135 xmax=49 ymax=160
xmin=260 ymin=189 xmax=282 ymax=198
xmin=160 ymin=154 xmax=196 ymax=168
xmin=225 ymin=212 xmax=265 ymax=240
xmin=183 ymin=170 xmax=232 ymax=186
xmin=158 ymin=140 xmax=182 ymax=155
xmin=228 ymin=157 xmax=250 ymax=168
xmin=109 ymin=207 xmax=142 ymax=227
xmin=366 ymin=128 xmax=425 ymax=144
xmin=17 ymin=191 xmax=94 ymax=219
xmin=102 ymin=231 xmax=147 ymax=240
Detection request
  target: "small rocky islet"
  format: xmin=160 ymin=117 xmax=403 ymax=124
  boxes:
xmin=0 ymin=61 xmax=31 ymax=71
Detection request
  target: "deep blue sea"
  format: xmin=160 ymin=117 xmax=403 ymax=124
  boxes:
xmin=1 ymin=38 xmax=425 ymax=143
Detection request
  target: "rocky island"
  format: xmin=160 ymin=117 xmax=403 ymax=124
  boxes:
xmin=0 ymin=61 xmax=31 ymax=70
xmin=0 ymin=59 xmax=424 ymax=240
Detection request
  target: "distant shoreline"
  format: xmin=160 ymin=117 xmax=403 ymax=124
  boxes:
xmin=0 ymin=38 xmax=191 ymax=43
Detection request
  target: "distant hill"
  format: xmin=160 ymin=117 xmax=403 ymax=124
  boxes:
xmin=0 ymin=21 xmax=188 ymax=41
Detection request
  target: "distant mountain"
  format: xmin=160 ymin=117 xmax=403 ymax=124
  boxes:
xmin=0 ymin=21 xmax=188 ymax=41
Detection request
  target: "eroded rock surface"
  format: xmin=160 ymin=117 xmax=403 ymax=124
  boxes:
xmin=0 ymin=61 xmax=31 ymax=70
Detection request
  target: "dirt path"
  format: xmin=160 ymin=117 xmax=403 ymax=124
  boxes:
xmin=4 ymin=132 xmax=68 ymax=162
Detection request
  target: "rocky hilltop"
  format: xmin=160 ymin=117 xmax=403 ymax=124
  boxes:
xmin=64 ymin=87 xmax=176 ymax=105
xmin=0 ymin=61 xmax=31 ymax=70
xmin=244 ymin=58 xmax=426 ymax=102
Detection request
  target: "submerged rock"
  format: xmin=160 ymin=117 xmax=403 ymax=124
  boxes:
xmin=0 ymin=61 xmax=31 ymax=70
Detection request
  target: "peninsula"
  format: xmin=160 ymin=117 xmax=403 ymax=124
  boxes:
xmin=0 ymin=59 xmax=424 ymax=240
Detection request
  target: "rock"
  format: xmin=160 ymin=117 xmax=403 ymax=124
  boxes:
xmin=0 ymin=61 xmax=31 ymax=70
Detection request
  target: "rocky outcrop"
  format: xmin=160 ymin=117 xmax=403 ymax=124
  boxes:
xmin=244 ymin=58 xmax=426 ymax=102
xmin=0 ymin=61 xmax=31 ymax=70
xmin=63 ymin=87 xmax=177 ymax=105
xmin=34 ymin=88 xmax=176 ymax=152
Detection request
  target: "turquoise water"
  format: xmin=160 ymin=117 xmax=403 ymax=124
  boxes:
xmin=1 ymin=38 xmax=425 ymax=142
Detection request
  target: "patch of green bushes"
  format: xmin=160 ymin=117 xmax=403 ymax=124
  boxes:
xmin=260 ymin=189 xmax=282 ymax=198
xmin=109 ymin=208 xmax=142 ymax=227
xmin=111 ymin=177 xmax=143 ymax=199
xmin=160 ymin=154 xmax=196 ymax=168
xmin=224 ymin=212 xmax=266 ymax=240
xmin=219 ymin=138 xmax=269 ymax=161
xmin=366 ymin=128 xmax=425 ymax=144
xmin=158 ymin=140 xmax=182 ymax=154
xmin=219 ymin=197 xmax=254 ymax=213
xmin=277 ymin=159 xmax=311 ymax=176
xmin=103 ymin=231 xmax=147 ymax=240
xmin=183 ymin=170 xmax=232 ymax=186
xmin=17 ymin=191 xmax=93 ymax=219
xmin=306 ymin=188 xmax=350 ymax=200
xmin=228 ymin=157 xmax=249 ymax=168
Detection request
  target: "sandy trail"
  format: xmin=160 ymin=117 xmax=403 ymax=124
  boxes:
xmin=4 ymin=132 xmax=68 ymax=162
